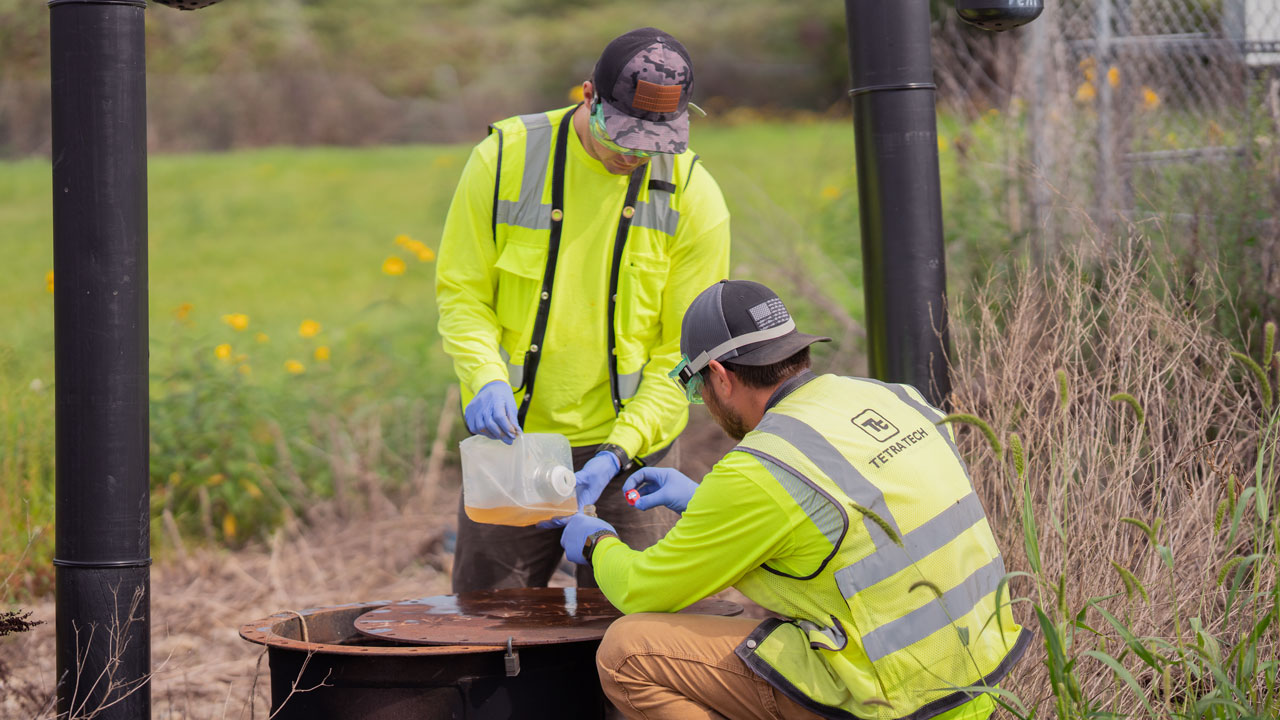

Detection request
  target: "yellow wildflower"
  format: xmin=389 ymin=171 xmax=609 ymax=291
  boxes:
xmin=1080 ymin=57 xmax=1097 ymax=84
xmin=284 ymin=359 xmax=306 ymax=375
xmin=174 ymin=303 xmax=193 ymax=321
xmin=1140 ymin=89 xmax=1162 ymax=112
xmin=938 ymin=135 xmax=949 ymax=153
xmin=240 ymin=478 xmax=263 ymax=500
xmin=255 ymin=332 xmax=270 ymax=344
xmin=314 ymin=345 xmax=331 ymax=362
xmin=207 ymin=473 xmax=225 ymax=486
xmin=1075 ymin=82 xmax=1096 ymax=103
xmin=237 ymin=364 xmax=252 ymax=377
xmin=221 ymin=313 xmax=250 ymax=331
xmin=1107 ymin=66 xmax=1120 ymax=88
xmin=416 ymin=247 xmax=436 ymax=262
xmin=45 ymin=270 xmax=54 ymax=294
xmin=820 ymin=185 xmax=841 ymax=201
xmin=382 ymin=256 xmax=407 ymax=276
xmin=298 ymin=319 xmax=322 ymax=338
xmin=215 ymin=343 xmax=232 ymax=361
xmin=222 ymin=513 xmax=237 ymax=540
xmin=568 ymin=85 xmax=585 ymax=103
xmin=395 ymin=234 xmax=412 ymax=248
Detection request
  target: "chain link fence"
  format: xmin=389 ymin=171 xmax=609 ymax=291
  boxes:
xmin=934 ymin=0 xmax=1280 ymax=321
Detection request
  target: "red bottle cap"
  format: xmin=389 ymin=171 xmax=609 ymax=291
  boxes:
xmin=625 ymin=489 xmax=640 ymax=506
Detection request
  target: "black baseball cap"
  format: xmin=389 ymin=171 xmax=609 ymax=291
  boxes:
xmin=592 ymin=27 xmax=694 ymax=154
xmin=679 ymin=280 xmax=831 ymax=377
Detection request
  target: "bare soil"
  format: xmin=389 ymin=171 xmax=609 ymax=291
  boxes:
xmin=0 ymin=406 xmax=743 ymax=720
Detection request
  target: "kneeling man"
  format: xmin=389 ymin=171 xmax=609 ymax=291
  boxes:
xmin=557 ymin=280 xmax=1030 ymax=720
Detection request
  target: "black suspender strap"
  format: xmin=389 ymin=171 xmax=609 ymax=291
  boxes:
xmin=488 ymin=125 xmax=504 ymax=239
xmin=517 ymin=107 xmax=576 ymax=426
xmin=606 ymin=166 xmax=647 ymax=414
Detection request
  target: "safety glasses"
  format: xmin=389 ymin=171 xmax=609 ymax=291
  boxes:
xmin=589 ymin=98 xmax=662 ymax=159
xmin=668 ymin=356 xmax=705 ymax=404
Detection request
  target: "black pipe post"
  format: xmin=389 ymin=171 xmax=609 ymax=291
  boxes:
xmin=844 ymin=0 xmax=953 ymax=407
xmin=50 ymin=2 xmax=150 ymax=718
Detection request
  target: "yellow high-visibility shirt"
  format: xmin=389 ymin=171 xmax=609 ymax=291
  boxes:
xmin=436 ymin=106 xmax=730 ymax=456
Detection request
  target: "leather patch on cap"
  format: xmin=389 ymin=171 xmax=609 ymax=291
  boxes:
xmin=632 ymin=79 xmax=682 ymax=113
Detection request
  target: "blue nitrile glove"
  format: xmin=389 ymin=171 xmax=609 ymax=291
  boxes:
xmin=623 ymin=467 xmax=698 ymax=514
xmin=574 ymin=451 xmax=621 ymax=508
xmin=560 ymin=512 xmax=617 ymax=566
xmin=464 ymin=380 xmax=520 ymax=444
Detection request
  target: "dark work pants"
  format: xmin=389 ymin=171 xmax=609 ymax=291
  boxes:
xmin=451 ymin=441 xmax=681 ymax=591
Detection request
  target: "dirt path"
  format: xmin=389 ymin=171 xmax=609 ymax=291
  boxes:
xmin=1 ymin=407 xmax=742 ymax=719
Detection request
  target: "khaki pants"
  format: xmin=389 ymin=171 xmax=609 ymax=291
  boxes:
xmin=451 ymin=442 xmax=681 ymax=592
xmin=597 ymin=613 xmax=821 ymax=720
xmin=598 ymin=614 xmax=999 ymax=720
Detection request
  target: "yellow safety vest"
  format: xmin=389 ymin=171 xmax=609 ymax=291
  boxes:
xmin=732 ymin=374 xmax=1030 ymax=720
xmin=487 ymin=105 xmax=696 ymax=432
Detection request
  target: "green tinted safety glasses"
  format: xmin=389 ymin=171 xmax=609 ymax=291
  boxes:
xmin=589 ymin=98 xmax=662 ymax=158
xmin=669 ymin=356 xmax=705 ymax=404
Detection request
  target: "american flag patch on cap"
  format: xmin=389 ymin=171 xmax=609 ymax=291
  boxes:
xmin=748 ymin=298 xmax=789 ymax=330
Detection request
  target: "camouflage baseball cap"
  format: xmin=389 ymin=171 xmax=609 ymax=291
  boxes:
xmin=593 ymin=27 xmax=694 ymax=154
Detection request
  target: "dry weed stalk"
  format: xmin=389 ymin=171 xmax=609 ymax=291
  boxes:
xmin=950 ymin=240 xmax=1277 ymax=715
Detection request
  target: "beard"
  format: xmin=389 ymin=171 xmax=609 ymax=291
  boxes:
xmin=703 ymin=380 xmax=750 ymax=441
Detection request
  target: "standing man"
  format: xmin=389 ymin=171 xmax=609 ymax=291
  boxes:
xmin=435 ymin=27 xmax=730 ymax=592
xmin=559 ymin=280 xmax=1030 ymax=720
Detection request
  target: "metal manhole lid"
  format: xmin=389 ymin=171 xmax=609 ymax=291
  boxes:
xmin=354 ymin=587 xmax=741 ymax=646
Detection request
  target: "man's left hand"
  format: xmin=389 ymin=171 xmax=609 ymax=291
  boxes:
xmin=574 ymin=451 xmax=621 ymax=508
xmin=560 ymin=513 xmax=617 ymax=565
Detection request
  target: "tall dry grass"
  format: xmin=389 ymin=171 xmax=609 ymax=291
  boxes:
xmin=948 ymin=239 xmax=1278 ymax=717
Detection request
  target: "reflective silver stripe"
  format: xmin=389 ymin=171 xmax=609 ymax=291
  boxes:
xmin=633 ymin=154 xmax=680 ymax=236
xmin=834 ymin=492 xmax=987 ymax=598
xmin=496 ymin=113 xmax=554 ymax=231
xmin=757 ymin=458 xmax=844 ymax=547
xmin=617 ymin=368 xmax=643 ymax=400
xmin=633 ymin=194 xmax=679 ymax=235
xmin=853 ymin=377 xmax=971 ymax=482
xmin=799 ymin=618 xmax=848 ymax=651
xmin=753 ymin=413 xmax=901 ymax=548
xmin=861 ymin=556 xmax=1005 ymax=663
xmin=499 ymin=346 xmax=523 ymax=389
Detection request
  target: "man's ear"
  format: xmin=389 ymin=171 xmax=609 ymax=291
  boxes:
xmin=707 ymin=359 xmax=733 ymax=397
xmin=581 ymin=80 xmax=595 ymax=105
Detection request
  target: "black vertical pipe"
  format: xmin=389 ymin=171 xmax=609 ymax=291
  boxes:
xmin=50 ymin=2 xmax=150 ymax=719
xmin=844 ymin=0 xmax=953 ymax=407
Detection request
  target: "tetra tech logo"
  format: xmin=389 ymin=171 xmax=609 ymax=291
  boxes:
xmin=852 ymin=409 xmax=899 ymax=443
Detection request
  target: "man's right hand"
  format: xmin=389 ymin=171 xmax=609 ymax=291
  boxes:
xmin=464 ymin=380 xmax=521 ymax=444
xmin=622 ymin=467 xmax=698 ymax=514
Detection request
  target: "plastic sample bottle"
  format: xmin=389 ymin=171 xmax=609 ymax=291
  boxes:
xmin=460 ymin=433 xmax=576 ymax=526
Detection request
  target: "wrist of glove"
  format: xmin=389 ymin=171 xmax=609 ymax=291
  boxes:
xmin=560 ymin=513 xmax=618 ymax=565
xmin=574 ymin=451 xmax=621 ymax=508
xmin=622 ymin=467 xmax=698 ymax=514
xmin=464 ymin=380 xmax=520 ymax=444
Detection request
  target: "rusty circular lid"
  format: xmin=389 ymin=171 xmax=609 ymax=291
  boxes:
xmin=354 ymin=587 xmax=742 ymax=647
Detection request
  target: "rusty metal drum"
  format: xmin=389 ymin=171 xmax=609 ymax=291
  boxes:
xmin=240 ymin=589 xmax=743 ymax=720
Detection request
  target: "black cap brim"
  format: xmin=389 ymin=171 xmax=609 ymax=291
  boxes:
xmin=725 ymin=330 xmax=831 ymax=367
